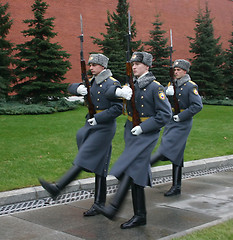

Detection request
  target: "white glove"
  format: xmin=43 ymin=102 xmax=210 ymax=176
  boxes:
xmin=166 ymin=86 xmax=174 ymax=96
xmin=131 ymin=126 xmax=143 ymax=136
xmin=88 ymin=118 xmax=97 ymax=126
xmin=77 ymin=84 xmax=88 ymax=96
xmin=115 ymin=86 xmax=132 ymax=100
xmin=173 ymin=115 xmax=180 ymax=122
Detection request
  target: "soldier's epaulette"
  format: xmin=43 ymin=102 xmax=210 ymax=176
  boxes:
xmin=153 ymin=80 xmax=161 ymax=85
xmin=189 ymin=80 xmax=197 ymax=86
xmin=110 ymin=76 xmax=120 ymax=85
xmin=109 ymin=76 xmax=118 ymax=81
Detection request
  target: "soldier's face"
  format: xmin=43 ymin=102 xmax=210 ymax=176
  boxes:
xmin=174 ymin=67 xmax=187 ymax=79
xmin=132 ymin=62 xmax=149 ymax=77
xmin=89 ymin=63 xmax=105 ymax=76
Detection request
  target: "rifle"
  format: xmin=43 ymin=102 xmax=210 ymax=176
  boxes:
xmin=126 ymin=11 xmax=141 ymax=127
xmin=79 ymin=14 xmax=95 ymax=118
xmin=169 ymin=29 xmax=180 ymax=114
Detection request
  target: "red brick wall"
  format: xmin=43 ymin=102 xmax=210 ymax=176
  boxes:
xmin=2 ymin=0 xmax=233 ymax=84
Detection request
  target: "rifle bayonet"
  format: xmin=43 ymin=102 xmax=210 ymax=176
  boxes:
xmin=170 ymin=29 xmax=173 ymax=48
xmin=128 ymin=10 xmax=131 ymax=38
xmin=169 ymin=29 xmax=173 ymax=67
xmin=126 ymin=11 xmax=131 ymax=62
xmin=79 ymin=14 xmax=95 ymax=118
xmin=169 ymin=29 xmax=180 ymax=114
xmin=126 ymin=10 xmax=141 ymax=127
xmin=79 ymin=14 xmax=84 ymax=60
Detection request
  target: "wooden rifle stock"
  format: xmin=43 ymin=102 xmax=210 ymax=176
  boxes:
xmin=80 ymin=60 xmax=95 ymax=118
xmin=126 ymin=61 xmax=141 ymax=127
xmin=170 ymin=67 xmax=180 ymax=114
xmin=79 ymin=14 xmax=95 ymax=118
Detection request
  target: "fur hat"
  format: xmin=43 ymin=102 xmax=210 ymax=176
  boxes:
xmin=173 ymin=59 xmax=190 ymax=73
xmin=130 ymin=52 xmax=153 ymax=67
xmin=88 ymin=53 xmax=109 ymax=68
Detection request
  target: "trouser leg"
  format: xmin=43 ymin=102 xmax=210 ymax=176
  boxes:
xmin=39 ymin=165 xmax=82 ymax=200
xmin=83 ymin=174 xmax=106 ymax=217
xmin=150 ymin=151 xmax=166 ymax=166
xmin=120 ymin=183 xmax=147 ymax=229
xmin=94 ymin=174 xmax=132 ymax=220
xmin=164 ymin=163 xmax=182 ymax=197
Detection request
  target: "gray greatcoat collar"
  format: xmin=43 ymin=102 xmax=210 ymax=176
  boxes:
xmin=175 ymin=74 xmax=191 ymax=87
xmin=93 ymin=69 xmax=112 ymax=85
xmin=134 ymin=71 xmax=156 ymax=89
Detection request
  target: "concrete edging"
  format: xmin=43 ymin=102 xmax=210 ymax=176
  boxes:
xmin=1 ymin=155 xmax=233 ymax=206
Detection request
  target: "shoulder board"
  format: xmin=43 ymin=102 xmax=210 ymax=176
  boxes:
xmin=167 ymin=82 xmax=171 ymax=87
xmin=109 ymin=76 xmax=120 ymax=85
xmin=189 ymin=80 xmax=197 ymax=86
xmin=109 ymin=76 xmax=118 ymax=82
xmin=153 ymin=80 xmax=161 ymax=85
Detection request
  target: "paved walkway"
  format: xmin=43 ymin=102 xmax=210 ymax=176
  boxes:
xmin=1 ymin=155 xmax=233 ymax=240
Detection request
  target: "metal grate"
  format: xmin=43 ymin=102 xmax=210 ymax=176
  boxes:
xmin=0 ymin=185 xmax=118 ymax=216
xmin=0 ymin=166 xmax=233 ymax=216
xmin=152 ymin=165 xmax=233 ymax=186
xmin=183 ymin=165 xmax=233 ymax=179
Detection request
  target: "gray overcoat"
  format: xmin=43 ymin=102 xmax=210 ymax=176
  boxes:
xmin=157 ymin=74 xmax=203 ymax=166
xmin=68 ymin=69 xmax=122 ymax=177
xmin=108 ymin=72 xmax=172 ymax=187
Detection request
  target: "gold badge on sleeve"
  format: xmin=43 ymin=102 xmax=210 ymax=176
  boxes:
xmin=158 ymin=91 xmax=166 ymax=100
xmin=193 ymin=88 xmax=198 ymax=95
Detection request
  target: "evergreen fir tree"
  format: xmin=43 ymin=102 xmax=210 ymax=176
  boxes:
xmin=188 ymin=4 xmax=224 ymax=99
xmin=144 ymin=15 xmax=170 ymax=87
xmin=91 ymin=0 xmax=142 ymax=84
xmin=0 ymin=2 xmax=15 ymax=100
xmin=223 ymin=26 xmax=233 ymax=99
xmin=13 ymin=0 xmax=71 ymax=103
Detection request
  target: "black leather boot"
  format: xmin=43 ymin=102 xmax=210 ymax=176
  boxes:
xmin=39 ymin=165 xmax=82 ymax=200
xmin=120 ymin=183 xmax=146 ymax=229
xmin=94 ymin=174 xmax=132 ymax=220
xmin=83 ymin=174 xmax=106 ymax=217
xmin=150 ymin=151 xmax=166 ymax=166
xmin=164 ymin=164 xmax=182 ymax=197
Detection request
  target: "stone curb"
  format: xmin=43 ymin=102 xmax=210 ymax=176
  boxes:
xmin=1 ymin=155 xmax=233 ymax=206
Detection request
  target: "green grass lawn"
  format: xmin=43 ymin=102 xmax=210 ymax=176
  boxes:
xmin=173 ymin=219 xmax=233 ymax=240
xmin=0 ymin=104 xmax=233 ymax=192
